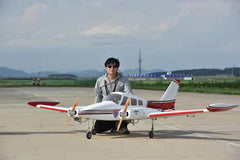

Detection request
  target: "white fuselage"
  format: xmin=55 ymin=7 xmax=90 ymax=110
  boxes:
xmin=75 ymin=101 xmax=156 ymax=121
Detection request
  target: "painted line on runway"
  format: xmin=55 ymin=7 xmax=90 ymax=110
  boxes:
xmin=165 ymin=124 xmax=240 ymax=155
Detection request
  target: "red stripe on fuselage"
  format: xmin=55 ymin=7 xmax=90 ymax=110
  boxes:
xmin=147 ymin=100 xmax=175 ymax=110
xmin=79 ymin=110 xmax=114 ymax=115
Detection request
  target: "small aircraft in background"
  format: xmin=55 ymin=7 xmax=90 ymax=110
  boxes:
xmin=28 ymin=79 xmax=238 ymax=139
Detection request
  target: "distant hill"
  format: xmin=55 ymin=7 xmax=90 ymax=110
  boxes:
xmin=0 ymin=67 xmax=165 ymax=78
xmin=31 ymin=71 xmax=61 ymax=77
xmin=1 ymin=66 xmax=239 ymax=78
xmin=0 ymin=66 xmax=30 ymax=78
xmin=68 ymin=70 xmax=105 ymax=78
xmin=122 ymin=68 xmax=165 ymax=75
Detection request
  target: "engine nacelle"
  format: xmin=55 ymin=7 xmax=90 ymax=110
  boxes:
xmin=119 ymin=108 xmax=150 ymax=120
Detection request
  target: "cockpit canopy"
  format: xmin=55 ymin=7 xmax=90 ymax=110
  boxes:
xmin=106 ymin=92 xmax=145 ymax=106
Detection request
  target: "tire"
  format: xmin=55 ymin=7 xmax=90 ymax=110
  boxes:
xmin=86 ymin=131 xmax=92 ymax=139
xmin=149 ymin=131 xmax=154 ymax=138
xmin=92 ymin=129 xmax=96 ymax=135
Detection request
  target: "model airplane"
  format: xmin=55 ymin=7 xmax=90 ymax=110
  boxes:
xmin=28 ymin=79 xmax=238 ymax=139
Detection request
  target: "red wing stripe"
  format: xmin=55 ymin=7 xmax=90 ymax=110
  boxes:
xmin=28 ymin=101 xmax=60 ymax=107
xmin=149 ymin=109 xmax=206 ymax=117
xmin=38 ymin=105 xmax=68 ymax=113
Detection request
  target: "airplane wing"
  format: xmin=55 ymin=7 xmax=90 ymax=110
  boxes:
xmin=149 ymin=109 xmax=208 ymax=118
xmin=35 ymin=104 xmax=69 ymax=113
xmin=27 ymin=101 xmax=69 ymax=113
xmin=148 ymin=103 xmax=238 ymax=118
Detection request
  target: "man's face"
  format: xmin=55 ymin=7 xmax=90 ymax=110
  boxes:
xmin=105 ymin=63 xmax=119 ymax=76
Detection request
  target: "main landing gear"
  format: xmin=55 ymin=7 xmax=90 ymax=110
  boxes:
xmin=85 ymin=119 xmax=96 ymax=139
xmin=85 ymin=119 xmax=157 ymax=139
xmin=86 ymin=128 xmax=96 ymax=139
xmin=149 ymin=118 xmax=156 ymax=138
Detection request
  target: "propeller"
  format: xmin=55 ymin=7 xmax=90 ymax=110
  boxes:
xmin=64 ymin=98 xmax=79 ymax=127
xmin=117 ymin=97 xmax=130 ymax=132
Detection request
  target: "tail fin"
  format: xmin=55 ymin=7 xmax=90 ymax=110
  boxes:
xmin=160 ymin=79 xmax=180 ymax=101
xmin=147 ymin=80 xmax=180 ymax=110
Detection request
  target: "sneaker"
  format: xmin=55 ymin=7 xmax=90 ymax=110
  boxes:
xmin=110 ymin=128 xmax=117 ymax=133
xmin=118 ymin=127 xmax=130 ymax=134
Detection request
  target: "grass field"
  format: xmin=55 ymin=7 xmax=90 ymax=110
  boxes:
xmin=131 ymin=80 xmax=240 ymax=95
xmin=0 ymin=77 xmax=239 ymax=95
xmin=0 ymin=79 xmax=96 ymax=87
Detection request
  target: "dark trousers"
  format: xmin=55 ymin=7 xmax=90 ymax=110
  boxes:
xmin=94 ymin=120 xmax=128 ymax=133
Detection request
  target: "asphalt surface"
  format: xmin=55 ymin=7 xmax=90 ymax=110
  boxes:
xmin=0 ymin=87 xmax=240 ymax=160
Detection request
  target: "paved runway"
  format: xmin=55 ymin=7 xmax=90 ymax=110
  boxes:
xmin=0 ymin=87 xmax=240 ymax=160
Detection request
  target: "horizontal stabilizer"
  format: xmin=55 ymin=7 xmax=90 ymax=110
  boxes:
xmin=207 ymin=103 xmax=238 ymax=112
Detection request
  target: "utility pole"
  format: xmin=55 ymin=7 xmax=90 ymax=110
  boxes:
xmin=139 ymin=48 xmax=142 ymax=75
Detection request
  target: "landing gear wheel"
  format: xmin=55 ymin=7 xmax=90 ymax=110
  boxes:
xmin=92 ymin=129 xmax=96 ymax=135
xmin=86 ymin=131 xmax=92 ymax=139
xmin=149 ymin=131 xmax=154 ymax=138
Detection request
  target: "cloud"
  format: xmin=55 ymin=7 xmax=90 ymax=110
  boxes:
xmin=52 ymin=32 xmax=67 ymax=41
xmin=220 ymin=41 xmax=240 ymax=52
xmin=80 ymin=24 xmax=139 ymax=36
xmin=157 ymin=1 xmax=232 ymax=33
xmin=22 ymin=3 xmax=48 ymax=22
xmin=4 ymin=38 xmax=38 ymax=47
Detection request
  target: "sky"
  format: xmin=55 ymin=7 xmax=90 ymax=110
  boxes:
xmin=0 ymin=0 xmax=240 ymax=73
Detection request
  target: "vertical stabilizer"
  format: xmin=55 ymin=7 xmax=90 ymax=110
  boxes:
xmin=160 ymin=79 xmax=180 ymax=101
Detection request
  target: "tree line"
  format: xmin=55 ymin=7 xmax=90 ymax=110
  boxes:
xmin=153 ymin=67 xmax=240 ymax=76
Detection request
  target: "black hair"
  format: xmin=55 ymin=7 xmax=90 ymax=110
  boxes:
xmin=104 ymin=57 xmax=120 ymax=67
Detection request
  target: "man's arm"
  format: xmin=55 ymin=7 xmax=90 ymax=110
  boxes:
xmin=123 ymin=77 xmax=133 ymax=94
xmin=94 ymin=79 xmax=103 ymax=103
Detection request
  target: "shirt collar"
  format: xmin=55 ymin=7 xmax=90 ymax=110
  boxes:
xmin=104 ymin=72 xmax=122 ymax=82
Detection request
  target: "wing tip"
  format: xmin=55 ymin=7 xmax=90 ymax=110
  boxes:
xmin=207 ymin=103 xmax=238 ymax=112
xmin=27 ymin=101 xmax=60 ymax=107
